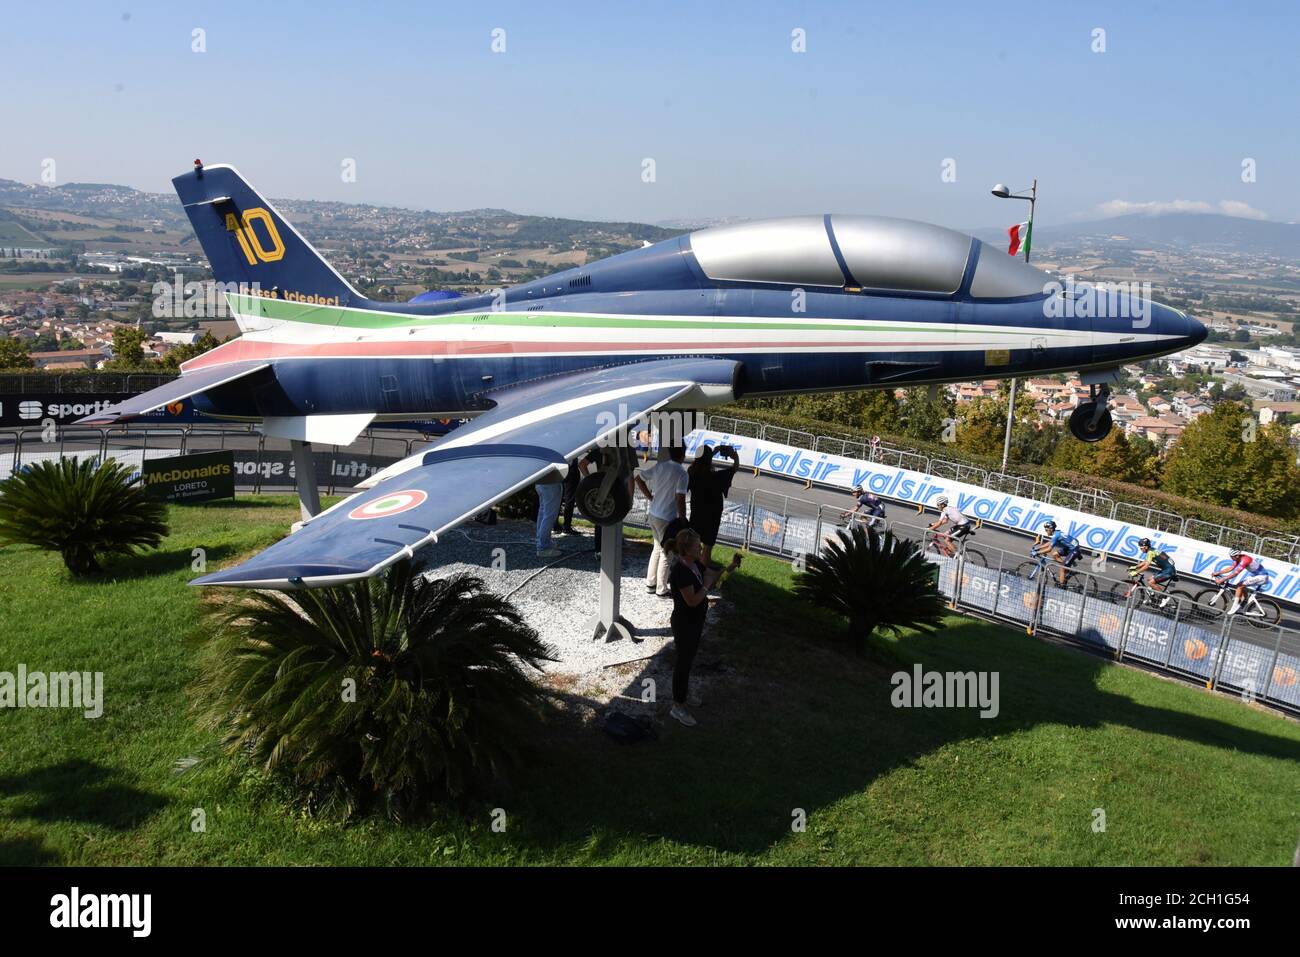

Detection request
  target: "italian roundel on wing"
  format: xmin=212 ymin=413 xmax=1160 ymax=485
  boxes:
xmin=347 ymin=489 xmax=429 ymax=521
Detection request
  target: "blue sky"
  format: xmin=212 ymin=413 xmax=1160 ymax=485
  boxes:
xmin=1 ymin=0 xmax=1296 ymax=229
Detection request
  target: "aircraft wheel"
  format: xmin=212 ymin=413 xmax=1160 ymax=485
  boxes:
xmin=575 ymin=473 xmax=631 ymax=526
xmin=1069 ymin=402 xmax=1113 ymax=443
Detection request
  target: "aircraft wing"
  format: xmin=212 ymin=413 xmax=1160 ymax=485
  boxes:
xmin=73 ymin=360 xmax=271 ymax=425
xmin=193 ymin=357 xmax=738 ymax=588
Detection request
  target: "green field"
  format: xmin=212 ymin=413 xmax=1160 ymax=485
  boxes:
xmin=2 ymin=496 xmax=1298 ymax=865
xmin=0 ymin=210 xmax=51 ymax=248
xmin=0 ymin=273 xmax=72 ymax=290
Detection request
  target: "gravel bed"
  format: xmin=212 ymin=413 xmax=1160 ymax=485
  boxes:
xmin=416 ymin=519 xmax=680 ymax=677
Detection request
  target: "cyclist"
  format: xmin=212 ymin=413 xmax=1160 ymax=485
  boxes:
xmin=1032 ymin=520 xmax=1081 ymax=587
xmin=1214 ymin=547 xmax=1271 ymax=615
xmin=928 ymin=495 xmax=973 ymax=557
xmin=841 ymin=485 xmax=886 ymax=529
xmin=1132 ymin=537 xmax=1177 ymax=606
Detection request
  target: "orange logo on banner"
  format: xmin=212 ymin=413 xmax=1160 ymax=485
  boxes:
xmin=1184 ymin=638 xmax=1209 ymax=661
xmin=761 ymin=517 xmax=781 ymax=536
xmin=1099 ymin=613 xmax=1121 ymax=632
xmin=1273 ymin=666 xmax=1298 ymax=688
xmin=166 ymin=401 xmax=184 ymax=416
xmin=1023 ymin=592 xmax=1038 ymax=611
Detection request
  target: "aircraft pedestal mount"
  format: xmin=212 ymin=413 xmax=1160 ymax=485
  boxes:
xmin=587 ymin=523 xmax=636 ymax=643
xmin=290 ymin=440 xmax=321 ymax=521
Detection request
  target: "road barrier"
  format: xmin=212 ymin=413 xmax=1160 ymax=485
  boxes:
xmin=703 ymin=414 xmax=1300 ymax=565
xmin=690 ymin=420 xmax=1300 ymax=608
xmin=624 ymin=488 xmax=1300 ymax=717
xmin=0 ymin=425 xmax=420 ymax=495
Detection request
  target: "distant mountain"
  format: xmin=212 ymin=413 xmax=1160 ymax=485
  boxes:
xmin=0 ymin=178 xmax=184 ymax=226
xmin=973 ymin=213 xmax=1300 ymax=258
xmin=0 ymin=178 xmax=680 ymax=248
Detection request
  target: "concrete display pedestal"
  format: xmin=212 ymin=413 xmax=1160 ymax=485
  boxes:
xmin=290 ymin=439 xmax=321 ymax=520
xmin=587 ymin=522 xmax=636 ymax=643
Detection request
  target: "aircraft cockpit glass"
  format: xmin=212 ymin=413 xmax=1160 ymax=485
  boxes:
xmin=969 ymin=242 xmax=1052 ymax=299
xmin=689 ymin=215 xmax=975 ymax=294
xmin=688 ymin=216 xmax=846 ymax=287
xmin=830 ymin=216 xmax=971 ymax=294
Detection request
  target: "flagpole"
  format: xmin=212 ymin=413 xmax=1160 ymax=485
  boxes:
xmin=999 ymin=178 xmax=1037 ymax=472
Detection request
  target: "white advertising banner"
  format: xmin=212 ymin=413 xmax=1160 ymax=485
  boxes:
xmin=686 ymin=428 xmax=1300 ymax=606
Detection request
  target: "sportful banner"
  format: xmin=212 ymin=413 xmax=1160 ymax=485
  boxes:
xmin=0 ymin=393 xmax=464 ymax=434
xmin=0 ymin=394 xmax=206 ymax=428
xmin=684 ymin=428 xmax=1300 ymax=606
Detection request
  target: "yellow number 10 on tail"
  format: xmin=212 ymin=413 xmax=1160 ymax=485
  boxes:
xmin=225 ymin=207 xmax=285 ymax=264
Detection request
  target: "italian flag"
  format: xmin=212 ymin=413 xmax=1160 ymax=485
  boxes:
xmin=1007 ymin=221 xmax=1031 ymax=257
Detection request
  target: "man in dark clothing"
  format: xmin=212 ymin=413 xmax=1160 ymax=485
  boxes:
xmin=687 ymin=444 xmax=740 ymax=567
xmin=841 ymin=484 xmax=886 ymax=530
xmin=558 ymin=456 xmax=582 ymax=534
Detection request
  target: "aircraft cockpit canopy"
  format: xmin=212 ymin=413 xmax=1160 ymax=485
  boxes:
xmin=688 ymin=215 xmax=1050 ymax=300
xmin=688 ymin=215 xmax=973 ymax=294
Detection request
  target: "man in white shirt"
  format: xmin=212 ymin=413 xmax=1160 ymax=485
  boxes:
xmin=636 ymin=446 xmax=688 ymax=596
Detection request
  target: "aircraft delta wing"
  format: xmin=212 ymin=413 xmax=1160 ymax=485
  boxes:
xmin=191 ymin=357 xmax=737 ymax=588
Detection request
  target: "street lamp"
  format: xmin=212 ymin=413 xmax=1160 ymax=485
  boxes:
xmin=990 ymin=178 xmax=1037 ymax=471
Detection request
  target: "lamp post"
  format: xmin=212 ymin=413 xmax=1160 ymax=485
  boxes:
xmin=990 ymin=179 xmax=1037 ymax=471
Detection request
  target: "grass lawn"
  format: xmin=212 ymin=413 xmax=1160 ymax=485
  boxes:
xmin=2 ymin=495 xmax=1299 ymax=865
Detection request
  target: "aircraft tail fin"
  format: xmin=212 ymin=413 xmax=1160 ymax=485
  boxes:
xmin=172 ymin=162 xmax=364 ymax=330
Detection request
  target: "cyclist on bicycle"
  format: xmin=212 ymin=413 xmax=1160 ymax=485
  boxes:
xmin=928 ymin=495 xmax=973 ymax=556
xmin=1214 ymin=547 xmax=1271 ymax=615
xmin=1132 ymin=537 xmax=1177 ymax=603
xmin=1032 ymin=520 xmax=1081 ymax=587
xmin=841 ymin=485 xmax=886 ymax=528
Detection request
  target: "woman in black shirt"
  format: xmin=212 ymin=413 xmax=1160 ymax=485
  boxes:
xmin=687 ymin=444 xmax=739 ymax=568
xmin=665 ymin=527 xmax=741 ymax=727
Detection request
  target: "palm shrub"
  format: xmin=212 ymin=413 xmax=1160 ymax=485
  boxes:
xmin=191 ymin=561 xmax=557 ymax=820
xmin=793 ymin=523 xmax=946 ymax=648
xmin=0 ymin=456 xmax=168 ymax=576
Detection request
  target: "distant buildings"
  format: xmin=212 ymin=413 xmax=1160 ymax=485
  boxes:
xmin=1255 ymin=344 xmax=1300 ymax=372
xmin=1219 ymin=371 xmax=1298 ymax=402
xmin=26 ymin=347 xmax=109 ymax=370
xmin=1128 ymin=415 xmax=1188 ymax=446
xmin=1255 ymin=401 xmax=1300 ymax=427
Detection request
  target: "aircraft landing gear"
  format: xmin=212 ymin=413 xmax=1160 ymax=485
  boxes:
xmin=1069 ymin=383 xmax=1113 ymax=443
xmin=575 ymin=445 xmax=634 ymax=526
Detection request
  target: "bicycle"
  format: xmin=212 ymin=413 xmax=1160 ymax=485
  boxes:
xmin=926 ymin=527 xmax=986 ymax=567
xmin=841 ymin=511 xmax=887 ymax=534
xmin=1109 ymin=565 xmax=1194 ymax=611
xmin=1015 ymin=548 xmax=1096 ymax=596
xmin=1192 ymin=580 xmax=1281 ymax=629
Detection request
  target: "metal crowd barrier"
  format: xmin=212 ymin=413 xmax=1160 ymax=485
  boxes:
xmin=621 ymin=488 xmax=1300 ymax=718
xmin=702 ymin=413 xmax=1300 ymax=571
xmin=0 ymin=425 xmax=424 ymax=495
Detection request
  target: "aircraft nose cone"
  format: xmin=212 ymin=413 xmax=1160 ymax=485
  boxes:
xmin=1159 ymin=304 xmax=1207 ymax=348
